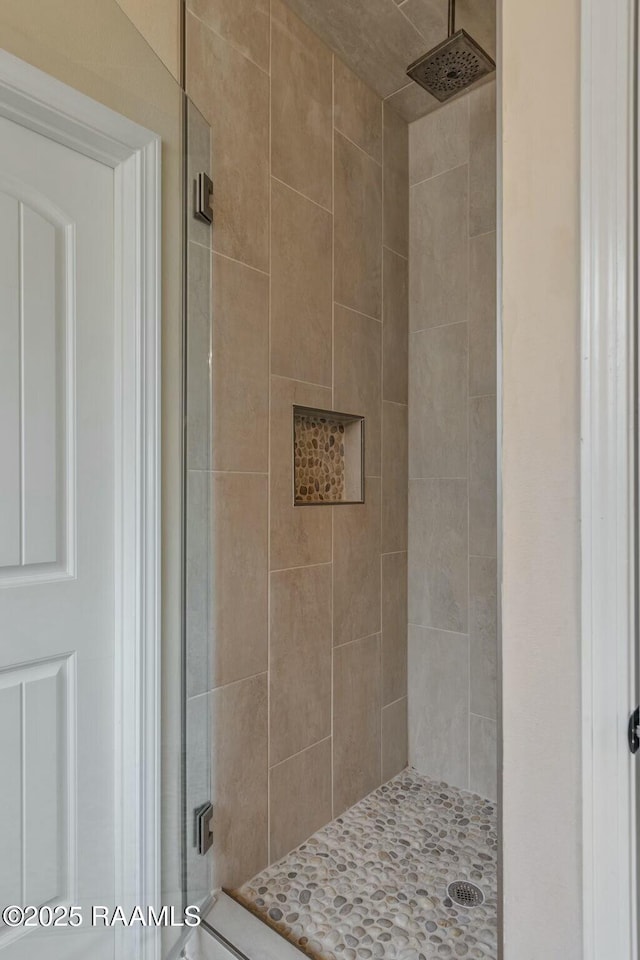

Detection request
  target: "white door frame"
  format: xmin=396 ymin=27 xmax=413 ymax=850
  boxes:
xmin=0 ymin=50 xmax=162 ymax=960
xmin=581 ymin=0 xmax=637 ymax=957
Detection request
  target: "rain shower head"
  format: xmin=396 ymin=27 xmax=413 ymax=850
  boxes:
xmin=406 ymin=0 xmax=495 ymax=102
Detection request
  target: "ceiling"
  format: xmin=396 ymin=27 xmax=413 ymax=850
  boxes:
xmin=282 ymin=0 xmax=496 ymax=122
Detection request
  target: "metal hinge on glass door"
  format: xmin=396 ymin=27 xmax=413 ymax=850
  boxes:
xmin=194 ymin=172 xmax=213 ymax=225
xmin=628 ymin=707 xmax=640 ymax=754
xmin=195 ymin=801 xmax=214 ymax=855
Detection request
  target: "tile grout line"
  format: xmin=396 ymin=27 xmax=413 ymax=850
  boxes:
xmin=379 ymin=90 xmax=385 ymax=786
xmin=270 ymin=172 xmax=333 ymax=216
xmin=409 ymin=158 xmax=470 ymax=190
xmin=187 ymin=7 xmax=270 ymax=78
xmin=466 ymin=137 xmax=472 ymax=792
xmin=330 ymin=52 xmax=336 ymax=821
xmin=334 ymin=125 xmax=383 ymax=168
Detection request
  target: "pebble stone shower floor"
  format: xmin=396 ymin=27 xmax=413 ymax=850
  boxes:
xmin=233 ymin=769 xmax=497 ymax=960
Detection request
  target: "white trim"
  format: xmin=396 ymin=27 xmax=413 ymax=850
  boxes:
xmin=581 ymin=1 xmax=637 ymax=958
xmin=0 ymin=50 xmax=162 ymax=960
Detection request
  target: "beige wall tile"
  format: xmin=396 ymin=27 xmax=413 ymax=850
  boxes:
xmin=382 ymin=402 xmax=408 ymax=553
xmin=470 ymin=714 xmax=497 ymax=800
xmin=269 ymin=738 xmax=333 ymax=861
xmin=187 ymin=14 xmax=269 ymax=273
xmin=383 ymin=105 xmax=409 ymax=258
xmin=270 ymin=376 xmax=332 ymax=571
xmin=333 ymin=634 xmax=382 ymax=815
xmin=399 ymin=0 xmax=448 ymax=48
xmin=334 ymin=132 xmax=382 ymax=320
xmin=469 ymin=79 xmax=496 ymax=237
xmin=188 ymin=0 xmax=269 ymax=72
xmin=383 ymin=248 xmax=408 ymax=404
xmin=212 ymin=253 xmax=269 ymax=472
xmin=211 ymin=473 xmax=268 ymax=688
xmin=333 ymin=479 xmax=381 ymax=647
xmin=469 ymin=394 xmax=497 ymax=557
xmin=470 ymin=556 xmax=497 ymax=720
xmin=334 ymin=305 xmax=382 ymax=478
xmin=409 ymin=96 xmax=469 ymax=185
xmin=469 ymin=231 xmax=497 ymax=398
xmin=280 ymin=0 xmax=428 ymax=100
xmin=408 ymin=479 xmax=468 ymax=632
xmin=186 ymin=241 xmax=211 ymax=472
xmin=271 ymin=179 xmax=332 ymax=386
xmin=270 ymin=564 xmax=332 ymax=765
xmin=385 ymin=82 xmax=439 ymax=124
xmin=381 ymin=552 xmax=408 ymax=705
xmin=382 ymin=697 xmax=408 ymax=781
xmin=409 ymin=322 xmax=468 ymax=479
xmin=408 ymin=625 xmax=469 ymax=788
xmin=410 ymin=164 xmax=468 ymax=330
xmin=115 ymin=0 xmax=181 ymax=79
xmin=334 ymin=56 xmax=383 ymax=163
xmin=211 ymin=674 xmax=269 ymax=889
xmin=271 ymin=0 xmax=333 ymax=209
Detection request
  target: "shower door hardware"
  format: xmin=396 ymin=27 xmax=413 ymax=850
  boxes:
xmin=195 ymin=801 xmax=214 ymax=855
xmin=628 ymin=707 xmax=640 ymax=754
xmin=194 ymin=172 xmax=213 ymax=225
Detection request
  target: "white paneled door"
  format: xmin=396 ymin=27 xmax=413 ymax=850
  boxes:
xmin=0 ymin=113 xmax=117 ymax=957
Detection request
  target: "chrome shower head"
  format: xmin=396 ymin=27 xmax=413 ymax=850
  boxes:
xmin=406 ymin=1 xmax=495 ymax=102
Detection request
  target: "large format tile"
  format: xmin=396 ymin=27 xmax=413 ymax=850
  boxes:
xmin=211 ymin=473 xmax=268 ymax=688
xmin=469 ymin=394 xmax=497 ymax=557
xmin=385 ymin=82 xmax=439 ymax=124
xmin=333 ymin=479 xmax=381 ymax=647
xmin=334 ymin=56 xmax=383 ymax=164
xmin=410 ymin=322 xmax=468 ymax=479
xmin=383 ymin=105 xmax=409 ymax=258
xmin=333 ymin=305 xmax=382 ymax=478
xmin=408 ymin=625 xmax=469 ymax=788
xmin=470 ymin=714 xmax=497 ymax=801
xmin=409 ymin=95 xmax=469 ymax=185
xmin=382 ymin=402 xmax=408 ymax=553
xmin=457 ymin=0 xmax=497 ymax=60
xmin=187 ymin=0 xmax=269 ymax=71
xmin=269 ymin=738 xmax=333 ymax=861
xmin=470 ymin=556 xmax=497 ymax=720
xmin=400 ymin=0 xmax=448 ymax=49
xmin=382 ymin=247 xmax=408 ymax=404
xmin=381 ymin=551 xmax=408 ymax=705
xmin=270 ymin=179 xmax=332 ymax=386
xmin=211 ymin=673 xmax=269 ymax=889
xmin=333 ymin=634 xmax=382 ymax=815
xmin=270 ymin=376 xmax=332 ymax=571
xmin=408 ymin=479 xmax=468 ymax=632
xmin=334 ymin=132 xmax=382 ymax=320
xmin=186 ymin=240 xmax=211 ymax=472
xmin=469 ymin=230 xmax=497 ymax=398
xmin=469 ymin=80 xmax=496 ymax=237
xmin=382 ymin=697 xmax=408 ymax=781
xmin=271 ymin=0 xmax=333 ymax=209
xmin=279 ymin=0 xmax=428 ymax=101
xmin=410 ymin=164 xmax=468 ymax=330
xmin=186 ymin=13 xmax=269 ymax=271
xmin=270 ymin=564 xmax=332 ymax=765
xmin=212 ymin=253 xmax=269 ymax=473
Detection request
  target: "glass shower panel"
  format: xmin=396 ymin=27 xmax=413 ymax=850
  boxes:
xmin=184 ymin=96 xmax=214 ymax=912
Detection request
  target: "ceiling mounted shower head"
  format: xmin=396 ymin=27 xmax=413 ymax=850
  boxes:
xmin=406 ymin=0 xmax=495 ymax=102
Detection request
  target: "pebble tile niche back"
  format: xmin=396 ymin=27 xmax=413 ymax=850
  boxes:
xmin=293 ymin=406 xmax=365 ymax=505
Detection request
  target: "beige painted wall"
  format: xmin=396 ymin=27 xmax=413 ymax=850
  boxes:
xmin=115 ymin=0 xmax=181 ymax=80
xmin=408 ymin=82 xmax=497 ymax=801
xmin=501 ymin=0 xmax=582 ymax=956
xmin=185 ymin=0 xmax=409 ymax=890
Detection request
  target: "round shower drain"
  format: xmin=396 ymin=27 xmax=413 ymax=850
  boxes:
xmin=446 ymin=880 xmax=485 ymax=907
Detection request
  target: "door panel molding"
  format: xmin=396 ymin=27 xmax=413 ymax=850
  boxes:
xmin=0 ymin=50 xmax=162 ymax=960
xmin=581 ymin=0 xmax=637 ymax=957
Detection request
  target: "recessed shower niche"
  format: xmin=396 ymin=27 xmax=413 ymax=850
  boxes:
xmin=293 ymin=405 xmax=364 ymax=505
